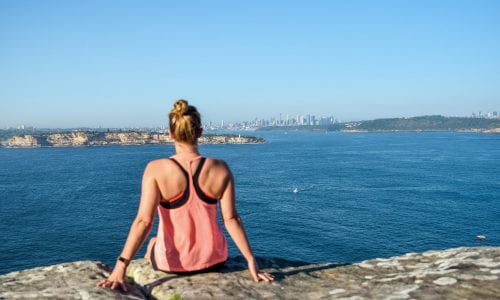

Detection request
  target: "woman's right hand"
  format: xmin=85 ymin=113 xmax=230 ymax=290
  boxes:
xmin=248 ymin=258 xmax=274 ymax=282
xmin=97 ymin=264 xmax=129 ymax=291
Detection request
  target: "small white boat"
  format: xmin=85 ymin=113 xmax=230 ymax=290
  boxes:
xmin=476 ymin=234 xmax=486 ymax=240
xmin=293 ymin=187 xmax=299 ymax=193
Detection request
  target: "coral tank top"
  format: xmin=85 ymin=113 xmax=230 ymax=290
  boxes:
xmin=153 ymin=155 xmax=228 ymax=272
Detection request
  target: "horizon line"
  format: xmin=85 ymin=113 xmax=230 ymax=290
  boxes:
xmin=2 ymin=114 xmax=499 ymax=130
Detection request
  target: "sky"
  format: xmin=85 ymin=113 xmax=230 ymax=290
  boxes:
xmin=0 ymin=0 xmax=499 ymax=128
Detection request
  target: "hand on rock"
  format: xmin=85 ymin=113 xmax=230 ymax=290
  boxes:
xmin=248 ymin=259 xmax=274 ymax=282
xmin=96 ymin=266 xmax=128 ymax=292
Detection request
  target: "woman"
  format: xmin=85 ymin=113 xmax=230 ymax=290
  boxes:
xmin=98 ymin=100 xmax=274 ymax=291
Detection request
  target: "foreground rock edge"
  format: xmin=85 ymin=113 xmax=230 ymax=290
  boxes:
xmin=1 ymin=246 xmax=499 ymax=299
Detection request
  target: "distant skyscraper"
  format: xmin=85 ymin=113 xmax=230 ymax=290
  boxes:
xmin=311 ymin=115 xmax=316 ymax=126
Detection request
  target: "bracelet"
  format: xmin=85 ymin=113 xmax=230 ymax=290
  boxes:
xmin=117 ymin=256 xmax=131 ymax=266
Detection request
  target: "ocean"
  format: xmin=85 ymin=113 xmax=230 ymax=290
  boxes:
xmin=0 ymin=131 xmax=499 ymax=275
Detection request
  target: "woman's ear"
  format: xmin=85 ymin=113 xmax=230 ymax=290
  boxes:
xmin=168 ymin=130 xmax=175 ymax=140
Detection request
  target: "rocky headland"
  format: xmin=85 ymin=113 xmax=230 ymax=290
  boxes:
xmin=0 ymin=131 xmax=265 ymax=148
xmin=1 ymin=246 xmax=499 ymax=299
xmin=258 ymin=116 xmax=500 ymax=133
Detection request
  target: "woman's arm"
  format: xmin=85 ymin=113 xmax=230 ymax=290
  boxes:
xmin=219 ymin=164 xmax=274 ymax=282
xmin=97 ymin=161 xmax=160 ymax=291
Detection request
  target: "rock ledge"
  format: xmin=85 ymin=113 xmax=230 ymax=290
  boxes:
xmin=1 ymin=247 xmax=499 ymax=299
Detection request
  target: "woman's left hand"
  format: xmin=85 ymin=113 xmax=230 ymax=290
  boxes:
xmin=97 ymin=265 xmax=128 ymax=291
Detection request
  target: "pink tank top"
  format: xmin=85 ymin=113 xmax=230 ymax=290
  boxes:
xmin=153 ymin=155 xmax=228 ymax=272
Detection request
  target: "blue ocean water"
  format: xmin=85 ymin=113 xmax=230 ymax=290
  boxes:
xmin=0 ymin=132 xmax=499 ymax=275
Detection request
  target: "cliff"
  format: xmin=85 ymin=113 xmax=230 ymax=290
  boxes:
xmin=0 ymin=131 xmax=265 ymax=148
xmin=1 ymin=247 xmax=499 ymax=299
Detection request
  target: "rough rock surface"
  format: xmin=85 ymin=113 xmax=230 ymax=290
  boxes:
xmin=1 ymin=247 xmax=499 ymax=299
xmin=0 ymin=261 xmax=145 ymax=299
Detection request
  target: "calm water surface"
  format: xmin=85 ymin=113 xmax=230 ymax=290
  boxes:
xmin=0 ymin=132 xmax=499 ymax=274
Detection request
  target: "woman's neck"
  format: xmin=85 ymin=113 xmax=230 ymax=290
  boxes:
xmin=174 ymin=142 xmax=200 ymax=156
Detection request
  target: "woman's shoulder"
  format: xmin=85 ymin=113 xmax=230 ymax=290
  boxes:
xmin=147 ymin=157 xmax=172 ymax=166
xmin=204 ymin=157 xmax=231 ymax=173
xmin=204 ymin=156 xmax=228 ymax=166
xmin=143 ymin=158 xmax=176 ymax=174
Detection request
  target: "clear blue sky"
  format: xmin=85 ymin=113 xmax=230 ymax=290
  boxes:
xmin=1 ymin=0 xmax=499 ymax=128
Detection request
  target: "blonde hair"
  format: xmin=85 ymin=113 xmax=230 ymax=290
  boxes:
xmin=169 ymin=99 xmax=202 ymax=143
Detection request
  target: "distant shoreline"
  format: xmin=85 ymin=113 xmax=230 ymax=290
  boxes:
xmin=0 ymin=131 xmax=266 ymax=148
xmin=257 ymin=115 xmax=500 ymax=133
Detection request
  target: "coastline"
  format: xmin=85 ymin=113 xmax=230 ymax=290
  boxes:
xmin=258 ymin=128 xmax=500 ymax=134
xmin=256 ymin=115 xmax=500 ymax=133
xmin=0 ymin=131 xmax=266 ymax=148
xmin=340 ymin=128 xmax=500 ymax=133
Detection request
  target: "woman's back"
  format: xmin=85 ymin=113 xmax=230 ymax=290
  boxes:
xmin=149 ymin=153 xmax=231 ymax=204
xmin=149 ymin=154 xmax=229 ymax=272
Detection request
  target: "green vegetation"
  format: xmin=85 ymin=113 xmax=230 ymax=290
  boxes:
xmin=350 ymin=116 xmax=500 ymax=131
xmin=257 ymin=116 xmax=500 ymax=132
xmin=0 ymin=128 xmax=40 ymax=140
xmin=168 ymin=293 xmax=183 ymax=300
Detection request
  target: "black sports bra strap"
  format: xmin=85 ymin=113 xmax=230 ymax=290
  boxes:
xmin=166 ymin=156 xmax=217 ymax=206
xmin=192 ymin=157 xmax=218 ymax=204
xmin=193 ymin=157 xmax=206 ymax=180
xmin=160 ymin=158 xmax=191 ymax=209
xmin=169 ymin=158 xmax=189 ymax=178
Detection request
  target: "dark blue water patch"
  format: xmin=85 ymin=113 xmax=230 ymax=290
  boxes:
xmin=0 ymin=132 xmax=499 ymax=274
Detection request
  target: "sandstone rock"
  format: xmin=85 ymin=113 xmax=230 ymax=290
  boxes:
xmin=1 ymin=247 xmax=499 ymax=299
xmin=0 ymin=132 xmax=265 ymax=147
xmin=482 ymin=127 xmax=500 ymax=133
xmin=0 ymin=135 xmax=40 ymax=147
xmin=0 ymin=261 xmax=145 ymax=299
xmin=47 ymin=132 xmax=89 ymax=146
xmin=123 ymin=247 xmax=500 ymax=299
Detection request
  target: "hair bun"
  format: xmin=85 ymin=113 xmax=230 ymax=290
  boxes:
xmin=168 ymin=99 xmax=201 ymax=143
xmin=173 ymin=99 xmax=189 ymax=116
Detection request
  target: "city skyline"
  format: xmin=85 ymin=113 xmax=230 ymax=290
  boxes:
xmin=5 ymin=109 xmax=499 ymax=131
xmin=209 ymin=109 xmax=500 ymax=130
xmin=1 ymin=1 xmax=499 ymax=128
